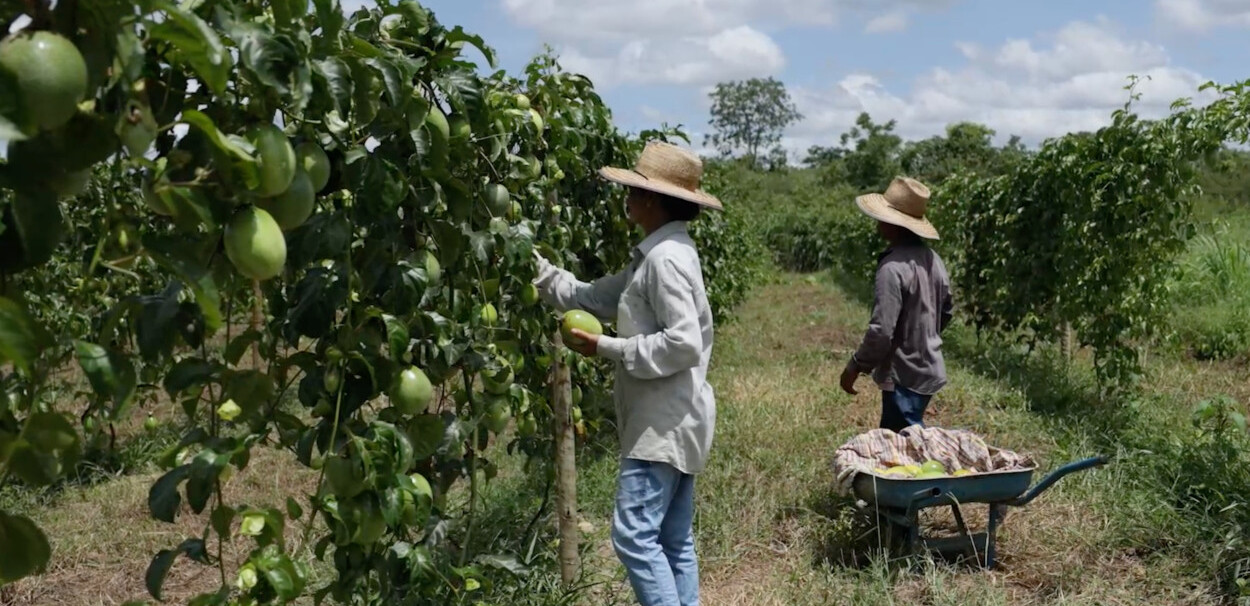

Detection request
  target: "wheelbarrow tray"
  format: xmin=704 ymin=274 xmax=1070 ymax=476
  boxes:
xmin=852 ymin=467 xmax=1036 ymax=509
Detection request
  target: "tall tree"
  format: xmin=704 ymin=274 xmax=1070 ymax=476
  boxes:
xmin=705 ymin=77 xmax=802 ymax=167
xmin=900 ymin=121 xmax=999 ymax=184
xmin=834 ymin=112 xmax=903 ymax=192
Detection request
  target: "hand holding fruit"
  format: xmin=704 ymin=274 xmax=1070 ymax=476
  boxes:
xmin=561 ymin=310 xmax=603 ymax=357
xmin=565 ymin=329 xmax=599 ymax=356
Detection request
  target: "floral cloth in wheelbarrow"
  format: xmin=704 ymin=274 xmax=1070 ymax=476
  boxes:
xmin=831 ymin=426 xmax=1036 ymax=496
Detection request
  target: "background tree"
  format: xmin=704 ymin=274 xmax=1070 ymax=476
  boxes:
xmin=827 ymin=112 xmax=903 ymax=192
xmin=705 ymin=77 xmax=802 ymax=168
xmin=802 ymin=144 xmax=843 ymax=168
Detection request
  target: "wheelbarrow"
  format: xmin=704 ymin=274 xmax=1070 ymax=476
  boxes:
xmin=851 ymin=455 xmax=1110 ymax=568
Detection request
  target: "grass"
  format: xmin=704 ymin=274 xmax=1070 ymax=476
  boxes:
xmin=5 ymin=266 xmax=1250 ymax=604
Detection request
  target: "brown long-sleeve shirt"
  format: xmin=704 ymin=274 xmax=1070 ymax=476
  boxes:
xmin=850 ymin=242 xmax=953 ymax=395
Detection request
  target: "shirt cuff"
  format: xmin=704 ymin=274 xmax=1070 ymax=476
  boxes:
xmin=597 ymin=335 xmax=627 ymax=361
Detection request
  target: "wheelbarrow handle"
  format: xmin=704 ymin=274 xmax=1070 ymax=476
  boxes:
xmin=1008 ymin=455 xmax=1109 ymax=507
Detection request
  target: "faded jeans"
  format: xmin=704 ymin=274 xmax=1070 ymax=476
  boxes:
xmin=611 ymin=458 xmax=699 ymax=606
xmin=880 ymin=384 xmax=932 ymax=432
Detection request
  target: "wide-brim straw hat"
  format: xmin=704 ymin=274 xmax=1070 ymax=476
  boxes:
xmin=598 ymin=141 xmax=723 ymax=210
xmin=855 ymin=176 xmax=939 ymax=240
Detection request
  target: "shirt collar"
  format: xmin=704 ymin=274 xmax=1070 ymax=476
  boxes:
xmin=632 ymin=220 xmax=688 ymax=262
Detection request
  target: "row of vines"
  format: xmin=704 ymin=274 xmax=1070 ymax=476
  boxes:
xmin=737 ymin=77 xmax=1250 ymax=395
xmin=936 ymin=79 xmax=1250 ymax=392
xmin=0 ymin=0 xmax=757 ymax=604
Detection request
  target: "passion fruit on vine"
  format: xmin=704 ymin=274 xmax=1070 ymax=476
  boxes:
xmin=246 ymin=124 xmax=297 ymax=197
xmin=224 ymin=206 xmax=287 ymax=281
xmin=0 ymin=31 xmax=88 ymax=131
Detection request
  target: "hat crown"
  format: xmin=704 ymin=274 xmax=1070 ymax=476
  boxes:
xmin=633 ymin=141 xmax=703 ymax=192
xmin=882 ymin=177 xmax=930 ymax=218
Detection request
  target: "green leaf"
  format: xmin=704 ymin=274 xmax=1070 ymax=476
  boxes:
xmin=211 ymin=505 xmax=235 ymax=540
xmin=0 ymin=297 xmax=47 ymax=374
xmin=7 ymin=428 xmax=76 ymax=487
xmin=312 ymin=0 xmax=345 ymax=41
xmin=135 ymin=283 xmax=184 ymax=362
xmin=149 ymin=465 xmax=191 ymax=523
xmin=74 ymin=341 xmax=138 ymax=417
xmin=365 ymin=57 xmax=405 ymax=108
xmin=360 ymin=156 xmax=406 ymax=210
xmin=224 ymin=370 xmax=275 ymax=418
xmin=148 ymin=183 xmax=218 ymax=231
xmin=179 ymin=110 xmax=260 ymax=191
xmin=147 ymin=1 xmax=231 ymax=94
xmin=253 ymin=546 xmax=305 ymax=599
xmin=286 ymin=496 xmax=304 ymax=521
xmin=220 ymin=19 xmax=313 ymax=110
xmin=145 ymin=235 xmax=223 ymax=335
xmin=225 ymin=329 xmax=263 ymax=366
xmin=0 ymin=189 xmax=66 ymax=273
xmin=164 ymin=357 xmax=218 ymax=397
xmin=475 ymin=554 xmax=530 ymax=578
xmin=382 ymin=314 xmax=409 ymax=361
xmin=143 ymin=548 xmax=177 ymax=603
xmin=313 ymin=58 xmax=354 ymax=115
xmin=347 ymin=57 xmax=380 ymax=125
xmin=145 ymin=538 xmax=209 ymax=601
xmin=179 ymin=111 xmax=255 ymax=160
xmin=467 ymin=229 xmax=494 ymax=264
xmin=445 ymin=27 xmax=496 ymax=69
xmin=0 ymin=511 xmax=51 ymax=583
xmin=22 ymin=412 xmax=81 ymax=463
xmin=407 ymin=414 xmax=444 ymax=459
xmin=271 ymin=0 xmax=308 ymax=27
xmin=186 ymin=451 xmax=227 ymax=514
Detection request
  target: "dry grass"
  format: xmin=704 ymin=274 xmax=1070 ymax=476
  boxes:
xmin=579 ymin=273 xmax=1224 ymax=606
xmin=4 ymin=275 xmax=1237 ymax=605
xmin=1 ymin=447 xmax=319 ymax=606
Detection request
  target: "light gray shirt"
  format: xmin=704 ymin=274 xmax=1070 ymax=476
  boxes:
xmin=851 ymin=242 xmax=953 ymax=395
xmin=533 ymin=221 xmax=716 ymax=475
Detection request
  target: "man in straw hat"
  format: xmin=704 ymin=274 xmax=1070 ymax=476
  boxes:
xmin=530 ymin=141 xmax=721 ymax=605
xmin=839 ymin=176 xmax=953 ymax=433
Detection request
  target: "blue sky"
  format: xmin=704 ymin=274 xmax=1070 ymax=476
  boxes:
xmin=4 ymin=1 xmax=1248 ymax=161
xmin=369 ymin=0 xmax=1250 ymax=159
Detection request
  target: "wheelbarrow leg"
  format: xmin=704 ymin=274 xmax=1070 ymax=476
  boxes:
xmin=949 ymin=504 xmax=969 ymax=536
xmin=984 ymin=503 xmax=1002 ymax=569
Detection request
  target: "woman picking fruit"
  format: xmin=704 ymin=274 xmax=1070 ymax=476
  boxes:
xmin=530 ymin=141 xmax=721 ymax=606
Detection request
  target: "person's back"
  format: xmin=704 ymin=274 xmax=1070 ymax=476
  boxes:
xmin=869 ymin=240 xmax=952 ymax=396
xmin=840 ymin=176 xmax=953 ymax=432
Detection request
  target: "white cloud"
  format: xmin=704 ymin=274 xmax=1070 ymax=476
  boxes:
xmin=865 ymin=10 xmax=908 ymax=34
xmin=780 ymin=19 xmax=1218 ymax=157
xmin=501 ymin=0 xmax=839 ymax=41
xmin=1155 ymin=0 xmax=1250 ymax=32
xmin=558 ymin=25 xmax=785 ymax=88
xmin=501 ymin=0 xmax=953 ymax=87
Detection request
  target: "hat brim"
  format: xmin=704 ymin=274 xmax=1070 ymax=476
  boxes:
xmin=598 ymin=167 xmax=723 ymax=211
xmin=855 ymin=193 xmax=939 ymax=240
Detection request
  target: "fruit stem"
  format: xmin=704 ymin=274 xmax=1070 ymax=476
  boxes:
xmin=459 ymin=372 xmax=478 ymax=568
xmin=21 ymin=0 xmax=50 ymax=29
xmin=250 ymin=279 xmax=263 ymax=369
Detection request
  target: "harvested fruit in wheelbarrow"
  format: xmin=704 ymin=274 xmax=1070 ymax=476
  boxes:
xmin=914 ymin=470 xmax=948 ymax=479
xmin=952 ymin=468 xmax=973 ymax=476
xmin=920 ymin=460 xmax=946 ymax=474
xmin=883 ymin=465 xmax=919 ymax=477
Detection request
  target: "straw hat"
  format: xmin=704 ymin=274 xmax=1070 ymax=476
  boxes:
xmin=855 ymin=176 xmax=939 ymax=240
xmin=598 ymin=141 xmax=723 ymax=210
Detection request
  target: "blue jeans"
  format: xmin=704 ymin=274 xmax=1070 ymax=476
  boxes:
xmin=881 ymin=384 xmax=931 ymax=432
xmin=611 ymin=458 xmax=699 ymax=606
